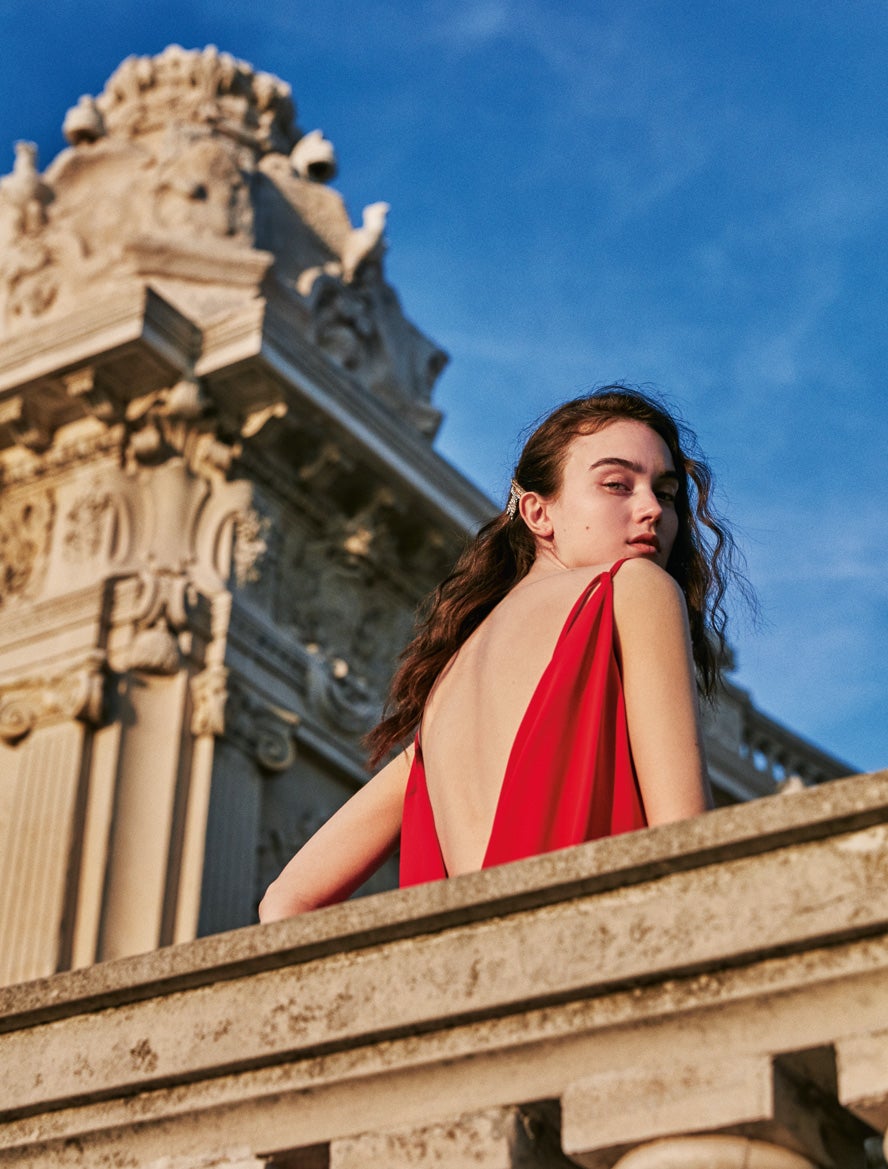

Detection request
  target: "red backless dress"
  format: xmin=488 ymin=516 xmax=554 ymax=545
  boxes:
xmin=399 ymin=559 xmax=647 ymax=887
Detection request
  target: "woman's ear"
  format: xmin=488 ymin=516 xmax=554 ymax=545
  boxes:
xmin=519 ymin=491 xmax=553 ymax=538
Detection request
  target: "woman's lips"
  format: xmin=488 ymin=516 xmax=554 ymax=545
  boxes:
xmin=628 ymin=535 xmax=660 ymax=554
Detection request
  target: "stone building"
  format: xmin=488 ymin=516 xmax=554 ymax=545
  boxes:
xmin=0 ymin=46 xmax=490 ymax=987
xmin=1 ymin=47 xmax=883 ymax=1169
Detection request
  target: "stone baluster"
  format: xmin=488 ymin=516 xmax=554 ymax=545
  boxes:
xmin=611 ymin=1135 xmax=818 ymax=1169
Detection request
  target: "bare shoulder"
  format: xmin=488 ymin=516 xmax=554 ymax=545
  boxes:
xmin=612 ymin=558 xmax=686 ymax=622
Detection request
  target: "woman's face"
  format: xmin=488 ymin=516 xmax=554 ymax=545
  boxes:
xmin=532 ymin=419 xmax=681 ymax=570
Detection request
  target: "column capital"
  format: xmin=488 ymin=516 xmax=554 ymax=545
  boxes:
xmin=0 ymin=649 xmax=106 ymax=743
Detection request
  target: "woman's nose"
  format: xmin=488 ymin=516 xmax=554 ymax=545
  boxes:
xmin=636 ymin=488 xmax=663 ymax=522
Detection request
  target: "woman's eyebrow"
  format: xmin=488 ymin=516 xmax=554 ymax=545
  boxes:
xmin=589 ymin=457 xmax=678 ymax=480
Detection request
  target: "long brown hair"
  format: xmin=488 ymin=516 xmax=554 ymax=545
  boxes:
xmin=366 ymin=385 xmax=748 ymax=767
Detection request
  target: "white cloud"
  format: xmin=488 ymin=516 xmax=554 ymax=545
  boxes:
xmin=425 ymin=0 xmax=514 ymax=49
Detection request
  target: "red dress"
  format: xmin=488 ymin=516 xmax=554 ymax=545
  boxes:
xmin=399 ymin=559 xmax=647 ymax=887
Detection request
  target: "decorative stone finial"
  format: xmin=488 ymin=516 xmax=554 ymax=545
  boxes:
xmin=62 ymin=96 xmax=106 ymax=145
xmin=290 ymin=130 xmax=338 ymax=182
xmin=341 ymin=201 xmax=389 ymax=284
xmin=0 ymin=142 xmax=52 ymax=231
xmin=95 ymin=45 xmax=300 ymax=155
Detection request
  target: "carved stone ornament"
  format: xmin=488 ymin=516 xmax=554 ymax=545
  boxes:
xmin=190 ymin=663 xmax=229 ymax=737
xmin=96 ymin=45 xmax=298 ymax=155
xmin=275 ymin=508 xmax=415 ymax=716
xmin=0 ymin=488 xmax=55 ymax=606
xmin=223 ymin=675 xmax=299 ymax=772
xmin=289 ymin=128 xmax=337 ymax=183
xmin=121 ymin=377 xmax=286 ymax=485
xmin=307 ymin=274 xmax=379 ymax=371
xmin=232 ymin=507 xmax=269 ymax=588
xmin=126 ymin=618 xmax=182 ymax=675
xmin=62 ymin=486 xmax=113 ymax=562
xmin=0 ymin=45 xmax=448 ymax=431
xmin=123 ymin=570 xmax=196 ymax=676
xmin=305 ymin=651 xmax=380 ymax=735
xmin=0 ymin=651 xmax=106 ymax=744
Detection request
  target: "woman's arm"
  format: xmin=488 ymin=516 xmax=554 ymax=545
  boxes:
xmin=258 ymin=745 xmax=413 ymax=921
xmin=613 ymin=558 xmax=713 ymax=824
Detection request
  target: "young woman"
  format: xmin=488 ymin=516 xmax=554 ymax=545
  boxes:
xmin=259 ymin=386 xmax=741 ymax=920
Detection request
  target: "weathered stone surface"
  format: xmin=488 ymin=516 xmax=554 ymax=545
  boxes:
xmin=0 ymin=773 xmax=884 ymax=1167
xmin=329 ymin=1105 xmax=571 ymax=1169
xmin=0 ymin=43 xmax=495 ymax=982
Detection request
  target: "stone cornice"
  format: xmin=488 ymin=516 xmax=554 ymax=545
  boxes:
xmin=0 ymin=285 xmax=492 ymax=536
xmin=199 ymin=295 xmax=493 ymax=537
xmin=0 ymin=286 xmax=199 ymax=398
xmin=264 ymin=298 xmax=493 ymax=531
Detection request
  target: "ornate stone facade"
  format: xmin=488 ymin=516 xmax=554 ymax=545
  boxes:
xmin=0 ymin=46 xmax=488 ymax=984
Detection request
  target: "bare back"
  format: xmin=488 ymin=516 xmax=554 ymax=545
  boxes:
xmin=419 ymin=563 xmax=614 ymax=875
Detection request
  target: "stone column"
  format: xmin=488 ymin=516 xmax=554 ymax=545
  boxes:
xmin=0 ymin=654 xmax=105 ymax=983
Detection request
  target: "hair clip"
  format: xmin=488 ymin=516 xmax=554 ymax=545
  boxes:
xmin=506 ymin=478 xmax=525 ymax=520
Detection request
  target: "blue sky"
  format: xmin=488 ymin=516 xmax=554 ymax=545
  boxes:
xmin=2 ymin=1 xmax=886 ymax=771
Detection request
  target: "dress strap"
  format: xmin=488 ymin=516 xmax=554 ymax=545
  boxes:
xmin=561 ymin=559 xmax=627 ymax=638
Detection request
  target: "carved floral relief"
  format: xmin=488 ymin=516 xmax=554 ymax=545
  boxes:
xmin=272 ymin=510 xmax=416 ymax=732
xmin=62 ymin=488 xmax=113 ymax=562
xmin=0 ymin=489 xmax=54 ymax=606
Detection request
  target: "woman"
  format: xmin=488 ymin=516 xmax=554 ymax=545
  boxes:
xmin=259 ymin=386 xmax=740 ymax=920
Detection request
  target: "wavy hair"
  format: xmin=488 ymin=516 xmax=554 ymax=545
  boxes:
xmin=365 ymin=385 xmax=749 ymax=767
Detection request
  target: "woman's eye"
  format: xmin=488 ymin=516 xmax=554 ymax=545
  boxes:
xmin=656 ymin=489 xmax=677 ymax=502
xmin=603 ymin=480 xmax=630 ymax=492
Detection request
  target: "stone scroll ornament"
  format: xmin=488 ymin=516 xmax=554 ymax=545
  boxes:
xmin=195 ymin=669 xmax=299 ymax=770
xmin=0 ymin=653 xmax=106 ymax=744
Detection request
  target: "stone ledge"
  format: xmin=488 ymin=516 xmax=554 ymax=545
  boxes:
xmin=1 ymin=771 xmax=886 ymax=1167
xmin=2 ymin=769 xmax=885 ymax=1030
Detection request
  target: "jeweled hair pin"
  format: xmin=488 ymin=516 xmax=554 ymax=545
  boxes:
xmin=506 ymin=478 xmax=525 ymax=520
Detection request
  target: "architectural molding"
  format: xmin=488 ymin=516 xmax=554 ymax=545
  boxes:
xmin=191 ymin=665 xmax=300 ymax=772
xmin=190 ymin=663 xmax=230 ymax=739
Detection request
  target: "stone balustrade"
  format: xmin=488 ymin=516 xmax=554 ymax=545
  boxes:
xmin=1 ymin=770 xmax=887 ymax=1168
xmin=702 ymin=680 xmax=854 ymax=804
